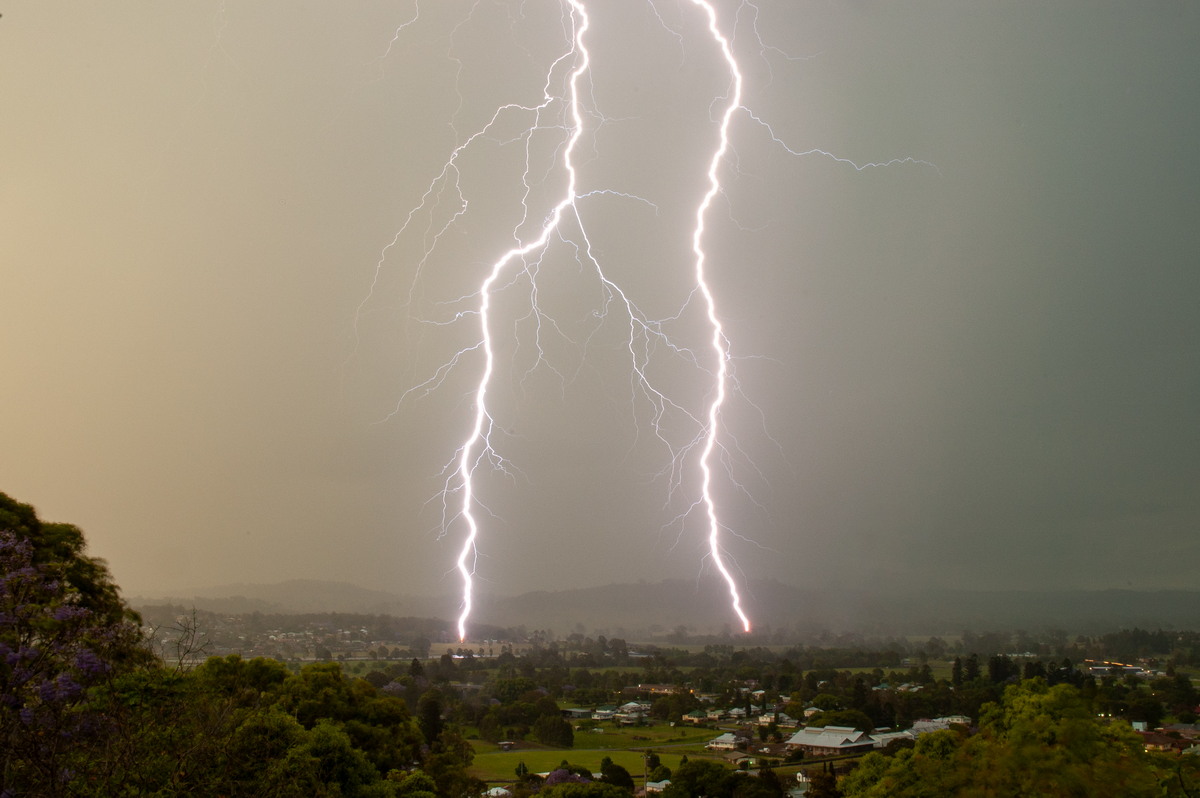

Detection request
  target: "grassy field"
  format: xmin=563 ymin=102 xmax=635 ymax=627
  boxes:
xmin=569 ymin=724 xmax=716 ymax=749
xmin=470 ymin=748 xmax=693 ymax=782
xmin=468 ymin=723 xmax=726 ymax=782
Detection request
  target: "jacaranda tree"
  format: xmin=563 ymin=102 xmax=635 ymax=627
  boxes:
xmin=0 ymin=529 xmax=141 ymax=795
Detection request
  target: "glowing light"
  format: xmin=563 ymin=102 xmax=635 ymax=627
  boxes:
xmin=424 ymin=0 xmax=756 ymax=641
xmin=390 ymin=0 xmax=758 ymax=642
xmin=451 ymin=0 xmax=595 ymax=641
xmin=688 ymin=0 xmax=751 ymax=633
xmin=365 ymin=1 xmax=935 ymax=642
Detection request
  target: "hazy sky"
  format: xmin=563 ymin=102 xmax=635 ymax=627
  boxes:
xmin=3 ymin=1 xmax=1198 ymax=612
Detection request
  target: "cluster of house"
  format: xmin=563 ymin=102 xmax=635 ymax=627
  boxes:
xmin=1084 ymin=660 xmax=1170 ymax=680
xmin=563 ymin=701 xmax=654 ymax=726
xmin=484 ymin=718 xmax=1196 ymax=798
xmin=1137 ymin=723 xmax=1200 ymax=755
xmin=706 ymin=716 xmax=972 ymax=758
xmin=683 ymin=706 xmax=774 ymax=725
xmin=704 ymin=716 xmax=1200 ymax=761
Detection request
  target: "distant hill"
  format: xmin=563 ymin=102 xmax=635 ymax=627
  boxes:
xmin=129 ymin=579 xmax=450 ymax=618
xmin=131 ymin=578 xmax=1200 ymax=636
xmin=470 ymin=581 xmax=1200 ymax=636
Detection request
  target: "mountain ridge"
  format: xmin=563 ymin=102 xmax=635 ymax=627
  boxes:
xmin=129 ymin=578 xmax=1200 ymax=636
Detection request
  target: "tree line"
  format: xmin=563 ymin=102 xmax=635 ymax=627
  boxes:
xmin=5 ymin=488 xmax=1200 ymax=797
xmin=1 ymin=491 xmax=478 ymax=797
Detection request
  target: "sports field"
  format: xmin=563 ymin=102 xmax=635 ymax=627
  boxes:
xmin=469 ymin=723 xmax=723 ymax=782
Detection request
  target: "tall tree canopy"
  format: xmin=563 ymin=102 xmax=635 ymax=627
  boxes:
xmin=0 ymin=492 xmax=479 ymax=797
xmin=0 ymin=492 xmax=136 ymax=626
xmin=841 ymin=680 xmax=1200 ymax=797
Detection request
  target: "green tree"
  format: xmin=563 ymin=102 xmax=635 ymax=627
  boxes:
xmin=987 ymin=654 xmax=1017 ymax=684
xmin=841 ymin=680 xmax=1200 ymax=797
xmin=219 ymin=706 xmax=318 ymax=795
xmin=663 ymin=759 xmax=733 ymax=798
xmin=0 ymin=492 xmax=139 ymax=628
xmin=810 ymin=692 xmax=841 ymax=711
xmin=599 ymin=755 xmax=635 ymax=789
xmin=0 ymin=493 xmax=437 ymax=797
xmin=748 ymin=766 xmax=786 ymax=798
xmin=287 ymin=720 xmax=388 ymax=797
xmin=393 ymin=770 xmax=438 ymax=798
xmin=0 ymin=527 xmax=143 ymax=796
xmin=479 ymin=709 xmax=503 ymax=742
xmin=806 ymin=769 xmax=842 ymax=798
xmin=533 ymin=713 xmax=575 ymax=747
xmin=194 ymin=653 xmax=291 ymax=704
xmin=274 ymin=663 xmax=422 ymax=774
xmin=417 ymin=689 xmax=445 ymax=742
xmin=805 ymin=708 xmax=874 ymax=732
xmin=423 ymin=729 xmax=484 ymax=798
xmin=963 ymin=653 xmax=980 ymax=682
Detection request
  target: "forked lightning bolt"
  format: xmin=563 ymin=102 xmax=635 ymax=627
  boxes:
xmin=689 ymin=0 xmax=750 ymax=634
xmin=365 ymin=0 xmax=935 ymax=641
xmin=450 ymin=0 xmax=596 ymax=642
xmin=446 ymin=0 xmax=757 ymax=642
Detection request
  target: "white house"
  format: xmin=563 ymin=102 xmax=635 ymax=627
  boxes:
xmin=785 ymin=726 xmax=875 ymax=756
xmin=759 ymin=713 xmax=798 ymax=727
xmin=911 ymin=716 xmax=971 ymax=735
xmin=870 ymin=730 xmax=916 ymax=749
xmin=706 ymin=732 xmax=746 ymax=751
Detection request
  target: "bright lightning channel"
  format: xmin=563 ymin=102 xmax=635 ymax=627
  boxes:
xmin=688 ymin=0 xmax=751 ymax=634
xmin=451 ymin=0 xmax=595 ymax=642
xmin=367 ymin=1 xmax=935 ymax=642
xmin=443 ymin=0 xmax=752 ymax=641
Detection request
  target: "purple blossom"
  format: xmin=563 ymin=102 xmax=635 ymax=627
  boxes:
xmin=74 ymin=649 xmax=109 ymax=677
xmin=53 ymin=604 xmax=88 ymax=622
xmin=56 ymin=674 xmax=83 ymax=699
xmin=0 ymin=527 xmax=140 ymax=788
xmin=545 ymin=769 xmax=587 ymax=786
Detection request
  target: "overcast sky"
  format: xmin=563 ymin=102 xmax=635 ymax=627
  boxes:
xmin=3 ymin=1 xmax=1198 ymax=615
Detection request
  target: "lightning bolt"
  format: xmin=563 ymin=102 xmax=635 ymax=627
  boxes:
xmin=688 ymin=0 xmax=751 ymax=634
xmin=363 ymin=1 xmax=936 ymax=642
xmin=450 ymin=0 xmax=595 ymax=642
